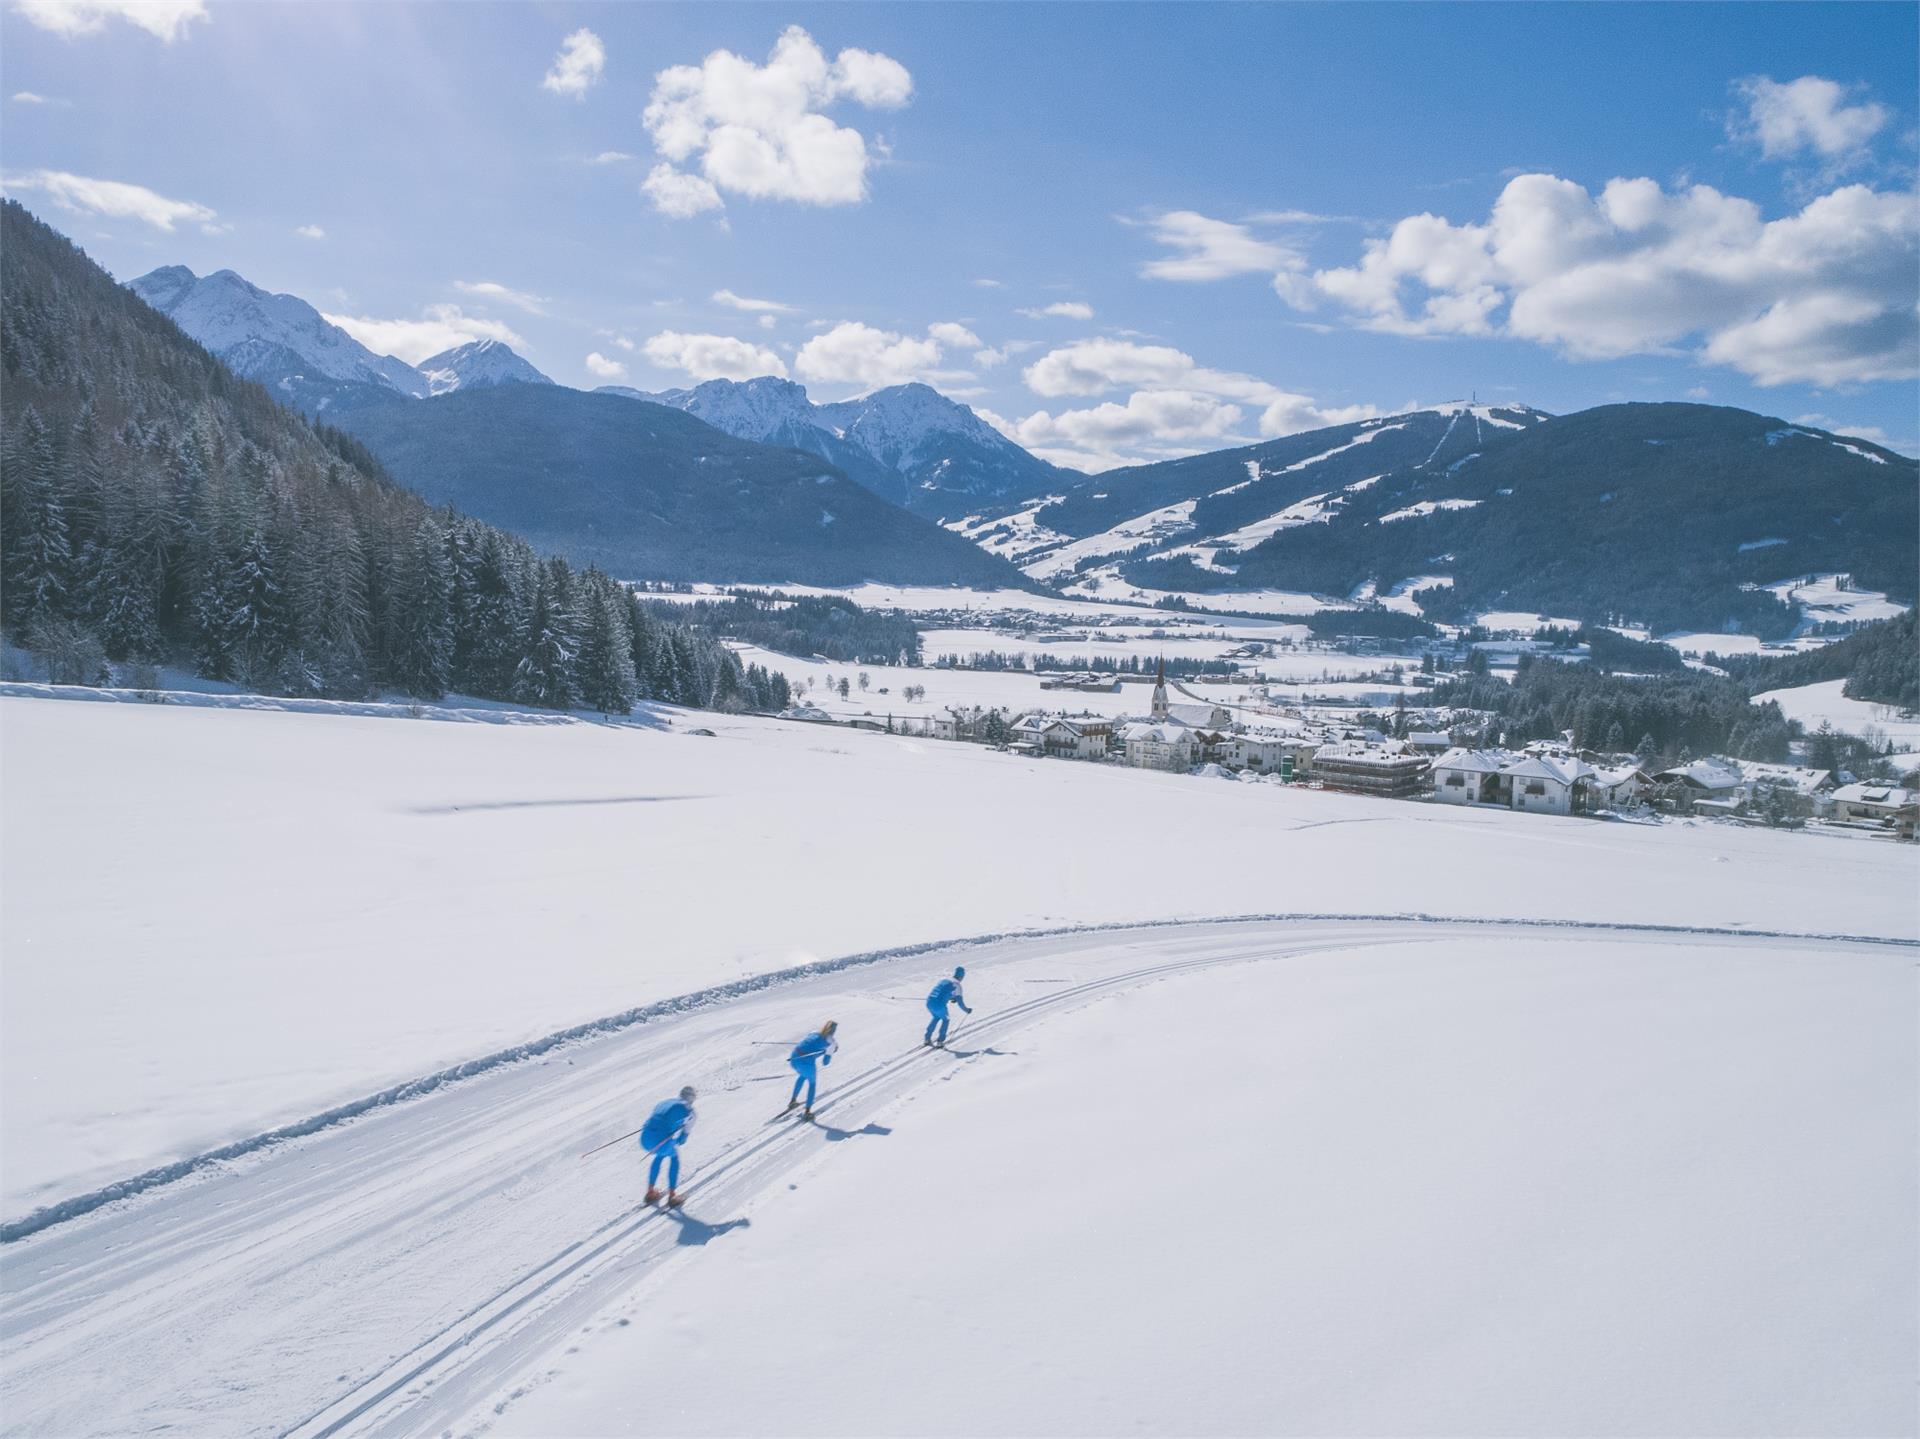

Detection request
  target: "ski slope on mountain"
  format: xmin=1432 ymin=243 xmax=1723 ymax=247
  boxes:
xmin=1 ymin=921 xmax=1908 ymax=1439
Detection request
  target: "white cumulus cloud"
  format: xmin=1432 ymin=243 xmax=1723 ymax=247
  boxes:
xmin=1287 ymin=170 xmax=1918 ymax=387
xmin=641 ymin=25 xmax=911 ymax=217
xmin=3 ymin=168 xmax=215 ymax=231
xmin=713 ymin=288 xmax=795 ymax=313
xmin=454 ymin=279 xmax=546 ymax=314
xmin=585 ymin=351 xmax=628 ymax=380
xmin=1018 ymin=301 xmax=1094 ymax=320
xmin=1006 ymin=338 xmax=1378 ymax=469
xmin=795 ymin=321 xmax=941 ymax=390
xmin=643 ymin=330 xmax=788 ymax=382
xmin=324 ymin=306 xmax=524 ymax=365
xmin=1731 ymin=75 xmax=1891 ymax=163
xmin=642 ymin=163 xmax=723 ymax=219
xmin=926 ymin=321 xmax=982 ymax=349
xmin=14 ymin=0 xmax=204 ymax=40
xmin=1139 ymin=211 xmax=1303 ymax=282
xmin=542 ymin=28 xmax=605 ymax=98
xmin=294 ymin=224 xmax=325 ymax=239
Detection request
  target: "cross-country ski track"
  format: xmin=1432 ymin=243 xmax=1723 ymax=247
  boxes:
xmin=0 ymin=917 xmax=1910 ymax=1438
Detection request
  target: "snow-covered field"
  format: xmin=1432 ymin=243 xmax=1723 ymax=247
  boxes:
xmin=1755 ymin=677 xmax=1920 ymax=749
xmin=491 ymin=932 xmax=1914 ymax=1439
xmin=3 ymin=692 xmax=1915 ymax=1439
xmin=5 ymin=691 xmax=1914 ymax=1225
xmin=2 ymin=920 xmax=1909 ymax=1438
xmin=1764 ymin=573 xmax=1910 ymax=631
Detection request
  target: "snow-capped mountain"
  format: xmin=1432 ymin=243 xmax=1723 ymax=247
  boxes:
xmin=601 ymin=376 xmax=1068 ymax=518
xmin=417 ymin=338 xmax=552 ymax=395
xmin=953 ymin=399 xmax=1915 ymax=638
xmin=128 ymin=265 xmax=426 ymax=410
xmin=952 ymin=402 xmax=1550 ymax=585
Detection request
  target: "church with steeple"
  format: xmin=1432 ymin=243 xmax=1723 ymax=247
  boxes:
xmin=1150 ymin=656 xmax=1170 ymax=720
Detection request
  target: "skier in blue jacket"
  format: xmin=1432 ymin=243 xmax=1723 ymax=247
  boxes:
xmin=638 ymin=1085 xmax=697 ymax=1207
xmin=924 ymin=966 xmax=972 ymax=1047
xmin=784 ymin=1021 xmax=839 ymax=1117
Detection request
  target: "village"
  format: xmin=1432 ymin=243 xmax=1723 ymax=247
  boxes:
xmin=782 ymin=657 xmax=1920 ymax=841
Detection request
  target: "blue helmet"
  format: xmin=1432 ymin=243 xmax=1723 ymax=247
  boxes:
xmin=953 ymin=966 xmax=966 ymax=979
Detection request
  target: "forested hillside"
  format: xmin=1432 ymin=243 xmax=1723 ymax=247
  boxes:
xmin=1730 ymin=612 xmax=1919 ymax=710
xmin=0 ymin=201 xmax=784 ymax=715
xmin=1124 ymin=404 xmax=1917 ymax=637
xmin=337 ymin=384 xmax=1035 ymax=588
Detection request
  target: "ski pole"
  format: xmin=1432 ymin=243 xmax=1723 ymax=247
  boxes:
xmin=581 ymin=1126 xmax=644 ymax=1159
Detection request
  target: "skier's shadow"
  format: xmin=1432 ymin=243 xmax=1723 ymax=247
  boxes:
xmin=665 ymin=1210 xmax=752 ymax=1247
xmin=810 ymin=1119 xmax=894 ymax=1143
xmin=944 ymin=1046 xmax=1017 ymax=1060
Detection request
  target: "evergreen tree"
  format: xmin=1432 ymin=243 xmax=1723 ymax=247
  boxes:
xmin=511 ymin=568 xmax=577 ymax=709
xmin=574 ymin=573 xmax=638 ymax=715
xmin=3 ymin=409 xmax=73 ymax=627
xmin=388 ymin=519 xmax=455 ymax=698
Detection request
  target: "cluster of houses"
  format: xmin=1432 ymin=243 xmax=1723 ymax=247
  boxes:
xmin=1431 ymin=746 xmax=1915 ymax=827
xmin=789 ymin=661 xmax=1917 ymax=837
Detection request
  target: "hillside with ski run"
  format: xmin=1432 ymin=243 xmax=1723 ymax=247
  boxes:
xmin=949 ymin=401 xmax=1917 ymax=639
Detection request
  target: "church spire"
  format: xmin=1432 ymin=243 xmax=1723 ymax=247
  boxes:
xmin=1151 ymin=655 xmax=1169 ymax=720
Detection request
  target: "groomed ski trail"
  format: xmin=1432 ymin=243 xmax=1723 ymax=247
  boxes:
xmin=0 ymin=919 xmax=1904 ymax=1439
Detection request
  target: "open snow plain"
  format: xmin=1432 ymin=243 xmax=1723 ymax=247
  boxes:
xmin=2 ymin=693 xmax=1915 ymax=1436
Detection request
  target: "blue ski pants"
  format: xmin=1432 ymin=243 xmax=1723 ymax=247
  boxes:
xmin=925 ymin=1000 xmax=952 ymax=1045
xmin=644 ymin=1138 xmax=681 ymax=1190
xmin=789 ymin=1059 xmax=819 ymax=1108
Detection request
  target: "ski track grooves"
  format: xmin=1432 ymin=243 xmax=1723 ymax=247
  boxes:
xmin=0 ymin=919 xmax=1903 ymax=1439
xmin=281 ymin=936 xmax=1368 ymax=1439
xmin=6 ymin=913 xmax=1909 ymax=1245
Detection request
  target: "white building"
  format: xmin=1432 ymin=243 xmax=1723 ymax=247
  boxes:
xmin=1148 ymin=658 xmax=1232 ymax=730
xmin=1653 ymin=758 xmax=1745 ymax=799
xmin=1221 ymin=733 xmax=1317 ymax=777
xmin=1121 ymin=720 xmax=1199 ymax=773
xmin=1431 ymin=748 xmax=1512 ymax=805
xmin=1011 ymin=713 xmax=1112 ymax=760
xmin=1829 ymin=783 xmax=1918 ymax=822
xmin=1502 ymin=755 xmax=1602 ymax=816
xmin=1591 ymin=762 xmax=1651 ymax=808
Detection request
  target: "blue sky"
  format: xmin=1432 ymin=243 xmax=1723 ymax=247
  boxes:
xmin=4 ymin=0 xmax=1916 ymax=467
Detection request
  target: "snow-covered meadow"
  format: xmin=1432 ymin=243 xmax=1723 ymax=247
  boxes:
xmin=488 ymin=931 xmax=1914 ymax=1439
xmin=1755 ymin=677 xmax=1920 ymax=749
xmin=3 ymin=691 xmax=1914 ymax=1224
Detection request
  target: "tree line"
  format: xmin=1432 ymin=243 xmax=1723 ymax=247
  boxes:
xmin=644 ymin=591 xmax=923 ymax=666
xmin=0 ymin=199 xmax=786 ymax=717
xmin=1432 ymin=656 xmax=1796 ymax=764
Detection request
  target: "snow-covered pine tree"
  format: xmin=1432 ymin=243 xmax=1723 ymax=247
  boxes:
xmin=386 ymin=518 xmax=455 ymax=698
xmin=2 ymin=409 xmax=74 ymax=628
xmin=573 ymin=571 xmax=638 ymax=715
xmin=511 ymin=566 xmax=577 ymax=709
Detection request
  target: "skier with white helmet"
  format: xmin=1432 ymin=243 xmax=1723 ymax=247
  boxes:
xmin=923 ymin=966 xmax=973 ymax=1047
xmin=783 ymin=1021 xmax=839 ymax=1118
xmin=639 ymin=1085 xmax=697 ymax=1208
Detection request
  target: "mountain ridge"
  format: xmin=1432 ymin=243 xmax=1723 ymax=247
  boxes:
xmin=999 ymin=400 xmax=1915 ymax=637
xmin=335 ymin=386 xmax=1042 ymax=589
xmin=603 ymin=375 xmax=1070 ymax=518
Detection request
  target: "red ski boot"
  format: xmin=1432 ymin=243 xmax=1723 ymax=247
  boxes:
xmin=644 ymin=1186 xmax=663 ymax=1206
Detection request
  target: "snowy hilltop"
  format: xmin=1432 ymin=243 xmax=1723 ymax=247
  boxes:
xmin=417 ymin=337 xmax=554 ymax=395
xmin=128 ymin=265 xmax=427 ymax=408
xmin=603 ymin=376 xmax=1070 ymax=518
